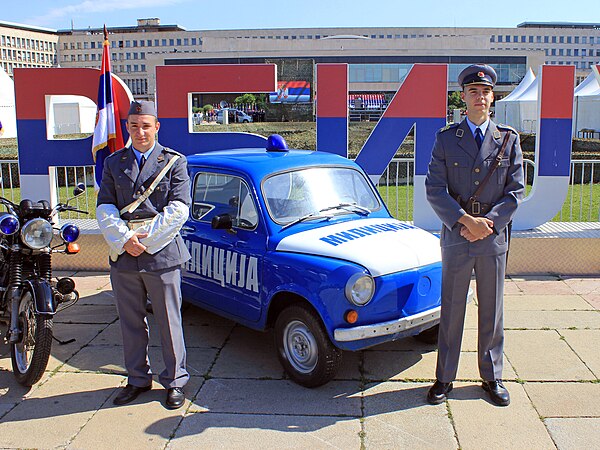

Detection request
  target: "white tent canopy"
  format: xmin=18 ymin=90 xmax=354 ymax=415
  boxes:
xmin=0 ymin=67 xmax=17 ymax=139
xmin=495 ymin=69 xmax=538 ymax=133
xmin=573 ymin=69 xmax=600 ymax=138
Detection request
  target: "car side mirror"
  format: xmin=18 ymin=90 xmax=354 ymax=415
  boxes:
xmin=211 ymin=214 xmax=233 ymax=230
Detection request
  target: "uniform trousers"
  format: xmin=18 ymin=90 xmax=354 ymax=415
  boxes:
xmin=110 ymin=266 xmax=189 ymax=389
xmin=436 ymin=244 xmax=506 ymax=383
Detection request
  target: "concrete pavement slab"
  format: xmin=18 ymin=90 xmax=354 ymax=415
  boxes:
xmin=182 ymin=304 xmax=236 ymax=327
xmin=169 ymin=412 xmax=362 ymax=449
xmin=149 ymin=347 xmax=218 ymax=378
xmin=0 ymin=370 xmax=33 ymax=405
xmin=524 ymin=382 xmax=600 ymax=417
xmin=0 ymin=372 xmax=123 ymax=449
xmin=190 ymin=379 xmax=362 ymax=416
xmin=210 ymin=327 xmax=285 ymax=379
xmin=504 ymin=330 xmax=596 ymax=381
xmin=362 ymin=382 xmax=457 ymax=449
xmin=544 ymin=418 xmax=600 ymax=450
xmin=54 ymin=303 xmax=118 ymax=324
xmin=46 ymin=322 xmax=109 ymax=371
xmin=561 ymin=277 xmax=600 ymax=295
xmin=67 ymin=376 xmax=204 ymax=450
xmin=364 ymin=350 xmax=516 ymax=381
xmin=559 ymin=329 xmax=600 ymax=377
xmin=504 ymin=294 xmax=594 ymax=310
xmin=511 ymin=278 xmax=576 ymax=295
xmin=76 ymin=290 xmax=115 ymax=306
xmin=503 ymin=278 xmax=523 ymax=295
xmin=59 ymin=344 xmax=127 ymax=374
xmin=504 ymin=310 xmax=600 ymax=329
xmin=182 ymin=322 xmax=234 ymax=349
xmin=583 ymin=294 xmax=600 ymax=309
xmin=449 ymin=382 xmax=556 ymax=450
xmin=335 ymin=350 xmax=362 ymax=380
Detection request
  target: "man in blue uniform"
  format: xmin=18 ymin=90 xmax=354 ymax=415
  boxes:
xmin=425 ymin=64 xmax=525 ymax=406
xmin=97 ymin=100 xmax=191 ymax=409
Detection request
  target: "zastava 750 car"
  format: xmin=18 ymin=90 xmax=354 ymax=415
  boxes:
xmin=180 ymin=135 xmax=442 ymax=387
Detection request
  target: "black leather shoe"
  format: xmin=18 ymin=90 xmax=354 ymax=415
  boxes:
xmin=113 ymin=384 xmax=152 ymax=405
xmin=482 ymin=380 xmax=510 ymax=406
xmin=427 ymin=380 xmax=453 ymax=405
xmin=166 ymin=387 xmax=185 ymax=409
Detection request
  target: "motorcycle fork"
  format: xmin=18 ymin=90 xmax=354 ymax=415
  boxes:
xmin=7 ymin=252 xmax=23 ymax=344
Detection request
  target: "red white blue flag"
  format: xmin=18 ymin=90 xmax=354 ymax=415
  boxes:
xmin=92 ymin=25 xmax=124 ymax=190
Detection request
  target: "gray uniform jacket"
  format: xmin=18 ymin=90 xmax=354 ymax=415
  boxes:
xmin=97 ymin=143 xmax=192 ymax=271
xmin=425 ymin=119 xmax=525 ymax=256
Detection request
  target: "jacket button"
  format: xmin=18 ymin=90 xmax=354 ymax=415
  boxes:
xmin=474 ymin=180 xmax=480 ymax=185
xmin=474 ymin=168 xmax=480 ymax=173
xmin=454 ymin=162 xmax=459 ymax=166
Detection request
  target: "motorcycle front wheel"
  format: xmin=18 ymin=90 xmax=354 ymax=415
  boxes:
xmin=10 ymin=290 xmax=53 ymax=386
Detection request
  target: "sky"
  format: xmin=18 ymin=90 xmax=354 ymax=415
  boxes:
xmin=2 ymin=0 xmax=600 ymax=32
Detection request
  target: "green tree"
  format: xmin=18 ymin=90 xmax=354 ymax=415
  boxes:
xmin=234 ymin=93 xmax=257 ymax=105
xmin=448 ymin=91 xmax=465 ymax=111
xmin=202 ymin=104 xmax=214 ymax=113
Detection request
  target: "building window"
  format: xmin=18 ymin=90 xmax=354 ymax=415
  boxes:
xmin=559 ymin=49 xmax=564 ymax=56
xmin=575 ymin=36 xmax=579 ymax=44
xmin=551 ymin=36 xmax=556 ymax=43
xmin=169 ymin=39 xmax=174 ymax=46
xmin=133 ymin=40 xmax=137 ymax=47
xmin=141 ymin=64 xmax=146 ymax=71
xmin=574 ymin=49 xmax=579 ymax=56
xmin=582 ymin=49 xmax=587 ymax=56
xmin=536 ymin=36 xmax=542 ymax=43
xmin=490 ymin=35 xmax=495 ymax=42
xmin=126 ymin=53 xmax=131 ymax=60
xmin=582 ymin=37 xmax=587 ymax=44
xmin=590 ymin=37 xmax=595 ymax=44
xmin=125 ymin=40 xmax=130 ymax=48
xmin=184 ymin=38 xmax=189 ymax=45
xmin=551 ymin=49 xmax=556 ymax=56
xmin=177 ymin=39 xmax=182 ymax=45
xmin=497 ymin=35 xmax=503 ymax=42
xmin=529 ymin=36 xmax=533 ymax=43
xmin=140 ymin=52 xmax=145 ymax=59
xmin=566 ymin=49 xmax=571 ymax=56
xmin=191 ymin=38 xmax=197 ymax=45
xmin=521 ymin=36 xmax=526 ymax=42
xmin=544 ymin=36 xmax=549 ymax=43
xmin=567 ymin=36 xmax=572 ymax=43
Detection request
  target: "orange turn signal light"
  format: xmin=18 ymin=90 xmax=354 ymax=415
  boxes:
xmin=66 ymin=243 xmax=80 ymax=254
xmin=344 ymin=310 xmax=359 ymax=324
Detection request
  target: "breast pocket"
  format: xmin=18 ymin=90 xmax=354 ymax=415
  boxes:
xmin=445 ymin=156 xmax=469 ymax=185
xmin=496 ymin=158 xmax=511 ymax=184
xmin=116 ymin=175 xmax=134 ymax=207
xmin=150 ymin=180 xmax=171 ymax=210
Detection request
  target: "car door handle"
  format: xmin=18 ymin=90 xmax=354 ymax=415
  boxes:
xmin=181 ymin=225 xmax=196 ymax=233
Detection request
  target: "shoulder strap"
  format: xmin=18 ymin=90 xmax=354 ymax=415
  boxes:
xmin=120 ymin=154 xmax=181 ymax=215
xmin=469 ymin=131 xmax=512 ymax=203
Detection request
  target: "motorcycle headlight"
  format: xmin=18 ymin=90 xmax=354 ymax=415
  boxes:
xmin=20 ymin=218 xmax=53 ymax=249
xmin=60 ymin=224 xmax=80 ymax=243
xmin=0 ymin=214 xmax=20 ymax=235
xmin=345 ymin=273 xmax=375 ymax=306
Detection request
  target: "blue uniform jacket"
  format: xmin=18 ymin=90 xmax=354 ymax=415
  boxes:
xmin=97 ymin=143 xmax=192 ymax=270
xmin=425 ymin=119 xmax=525 ymax=256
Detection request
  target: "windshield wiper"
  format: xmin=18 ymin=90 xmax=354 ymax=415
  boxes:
xmin=281 ymin=202 xmax=370 ymax=231
xmin=319 ymin=202 xmax=371 ymax=216
xmin=281 ymin=212 xmax=333 ymax=230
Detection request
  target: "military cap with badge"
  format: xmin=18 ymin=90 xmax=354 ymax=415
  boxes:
xmin=458 ymin=64 xmax=497 ymax=88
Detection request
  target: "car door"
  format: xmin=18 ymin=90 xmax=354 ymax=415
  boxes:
xmin=181 ymin=168 xmax=266 ymax=323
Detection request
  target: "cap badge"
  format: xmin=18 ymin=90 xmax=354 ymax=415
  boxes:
xmin=478 ymin=71 xmax=485 ymax=78
xmin=135 ymin=104 xmax=142 ymax=113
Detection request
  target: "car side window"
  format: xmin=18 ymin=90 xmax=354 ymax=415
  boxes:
xmin=192 ymin=172 xmax=258 ymax=229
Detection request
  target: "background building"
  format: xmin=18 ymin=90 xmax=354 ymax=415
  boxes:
xmin=3 ymin=18 xmax=600 ymax=103
xmin=0 ymin=20 xmax=58 ymax=76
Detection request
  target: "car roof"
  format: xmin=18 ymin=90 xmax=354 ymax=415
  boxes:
xmin=186 ymin=148 xmax=359 ymax=180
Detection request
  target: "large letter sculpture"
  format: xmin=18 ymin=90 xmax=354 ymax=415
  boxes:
xmin=155 ymin=64 xmax=277 ymax=154
xmin=512 ymin=65 xmax=575 ymax=229
xmin=14 ymin=68 xmax=130 ymax=202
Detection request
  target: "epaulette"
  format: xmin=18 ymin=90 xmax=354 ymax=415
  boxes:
xmin=162 ymin=146 xmax=184 ymax=157
xmin=496 ymin=123 xmax=518 ymax=134
xmin=107 ymin=146 xmax=127 ymax=160
xmin=438 ymin=123 xmax=459 ymax=133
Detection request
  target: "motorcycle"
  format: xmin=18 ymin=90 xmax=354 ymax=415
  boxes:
xmin=0 ymin=183 xmax=87 ymax=386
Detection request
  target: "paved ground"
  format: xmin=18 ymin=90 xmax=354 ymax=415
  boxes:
xmin=0 ymin=272 xmax=599 ymax=449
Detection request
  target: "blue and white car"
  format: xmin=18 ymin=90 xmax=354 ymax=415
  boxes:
xmin=181 ymin=135 xmax=442 ymax=387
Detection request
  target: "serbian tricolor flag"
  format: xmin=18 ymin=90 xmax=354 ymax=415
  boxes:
xmin=92 ymin=25 xmax=124 ymax=190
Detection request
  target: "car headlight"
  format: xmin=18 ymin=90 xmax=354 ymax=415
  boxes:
xmin=345 ymin=273 xmax=375 ymax=306
xmin=20 ymin=218 xmax=53 ymax=249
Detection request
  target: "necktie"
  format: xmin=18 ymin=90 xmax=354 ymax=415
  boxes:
xmin=138 ymin=155 xmax=146 ymax=170
xmin=475 ymin=128 xmax=483 ymax=149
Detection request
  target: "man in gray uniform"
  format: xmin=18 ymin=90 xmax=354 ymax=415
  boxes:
xmin=97 ymin=100 xmax=191 ymax=409
xmin=425 ymin=64 xmax=525 ymax=406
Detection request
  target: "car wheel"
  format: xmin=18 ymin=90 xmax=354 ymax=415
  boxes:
xmin=243 ymin=119 xmax=249 ymax=123
xmin=413 ymin=324 xmax=439 ymax=345
xmin=274 ymin=305 xmax=342 ymax=387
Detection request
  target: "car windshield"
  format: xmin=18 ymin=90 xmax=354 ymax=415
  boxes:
xmin=262 ymin=166 xmax=381 ymax=225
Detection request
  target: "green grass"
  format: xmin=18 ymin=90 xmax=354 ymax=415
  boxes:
xmin=0 ymin=186 xmax=96 ymax=219
xmin=380 ymin=183 xmax=600 ymax=222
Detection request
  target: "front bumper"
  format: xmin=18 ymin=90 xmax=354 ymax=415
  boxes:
xmin=334 ymin=306 xmax=441 ymax=342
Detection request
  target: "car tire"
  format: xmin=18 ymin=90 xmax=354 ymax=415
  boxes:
xmin=274 ymin=304 xmax=342 ymax=388
xmin=413 ymin=324 xmax=439 ymax=345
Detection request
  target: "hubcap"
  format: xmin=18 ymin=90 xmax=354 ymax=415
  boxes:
xmin=283 ymin=320 xmax=318 ymax=374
